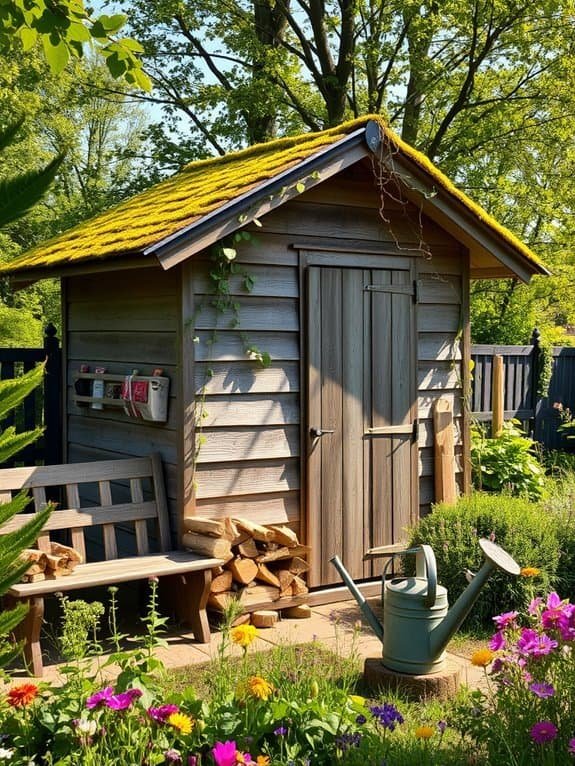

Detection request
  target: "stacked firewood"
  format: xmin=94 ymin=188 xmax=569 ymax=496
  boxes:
xmin=182 ymin=516 xmax=311 ymax=626
xmin=19 ymin=542 xmax=83 ymax=582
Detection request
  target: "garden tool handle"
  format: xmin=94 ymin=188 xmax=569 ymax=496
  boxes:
xmin=381 ymin=545 xmax=437 ymax=608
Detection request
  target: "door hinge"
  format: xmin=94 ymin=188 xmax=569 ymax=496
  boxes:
xmin=412 ymin=419 xmax=419 ymax=442
xmin=413 ymin=279 xmax=420 ymax=304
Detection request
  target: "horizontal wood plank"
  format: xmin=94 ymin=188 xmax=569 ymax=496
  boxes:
xmin=68 ymin=416 xmax=177 ymax=464
xmin=418 ymin=304 xmax=461 ymax=333
xmin=417 ymin=276 xmax=462 ymax=304
xmin=194 ymin=331 xmax=299 ymax=362
xmin=195 ymin=362 xmax=299 ymax=395
xmin=201 ymin=394 xmax=299 ymax=427
xmin=195 ymin=459 xmax=299 ymax=499
xmin=68 ymin=297 xmax=178 ymax=332
xmin=68 ymin=332 xmax=177 ymax=366
xmin=193 ymin=264 xmax=299 ymax=298
xmin=418 ymin=333 xmax=462 ymax=361
xmin=197 ymin=426 xmax=300 ymax=463
xmin=1 ymin=502 xmax=158 ymax=533
xmin=418 ymin=362 xmax=461 ymax=391
xmin=0 ymin=456 xmax=156 ymax=490
xmin=66 ymin=268 xmax=178 ymax=302
xmin=195 ymin=297 xmax=299 ymax=332
xmin=195 ymin=491 xmax=299 ymax=524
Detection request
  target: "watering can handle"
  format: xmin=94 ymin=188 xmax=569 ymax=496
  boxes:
xmin=416 ymin=544 xmax=437 ymax=608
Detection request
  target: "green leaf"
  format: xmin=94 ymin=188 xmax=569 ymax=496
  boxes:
xmin=0 ymin=152 xmax=65 ymax=227
xmin=222 ymin=247 xmax=236 ymax=261
xmin=295 ymin=181 xmax=305 ymax=193
xmin=42 ymin=35 xmax=69 ymax=73
xmin=0 ymin=117 xmax=25 ymax=152
xmin=95 ymin=13 xmax=126 ymax=33
xmin=18 ymin=25 xmax=37 ymax=49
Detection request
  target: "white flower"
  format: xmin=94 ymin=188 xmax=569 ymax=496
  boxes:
xmin=0 ymin=747 xmax=14 ymax=760
xmin=76 ymin=718 xmax=97 ymax=736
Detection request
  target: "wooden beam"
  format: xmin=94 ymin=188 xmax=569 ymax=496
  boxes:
xmin=433 ymin=398 xmax=457 ymax=505
xmin=492 ymin=355 xmax=505 ymax=437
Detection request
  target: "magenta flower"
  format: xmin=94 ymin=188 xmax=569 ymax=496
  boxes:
xmin=493 ymin=611 xmax=518 ymax=630
xmin=529 ymin=682 xmax=555 ymax=699
xmin=106 ymin=688 xmax=142 ymax=711
xmin=148 ymin=704 xmax=179 ymax=723
xmin=165 ymin=749 xmax=182 ymax=765
xmin=489 ymin=631 xmax=506 ymax=651
xmin=530 ymin=720 xmax=558 ymax=744
xmin=212 ymin=741 xmax=237 ymax=766
xmin=86 ymin=687 xmax=114 ymax=709
xmin=568 ymin=738 xmax=575 ymax=755
xmin=529 ymin=597 xmax=543 ymax=615
xmin=516 ymin=628 xmax=558 ymax=657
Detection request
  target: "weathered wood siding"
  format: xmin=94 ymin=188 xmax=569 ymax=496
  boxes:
xmin=64 ymin=268 xmax=180 ymax=529
xmin=188 ymin=166 xmax=467 ymax=534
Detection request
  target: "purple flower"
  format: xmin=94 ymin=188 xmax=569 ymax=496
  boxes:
xmin=106 ymin=688 xmax=142 ymax=711
xmin=188 ymin=758 xmax=198 ymax=766
xmin=568 ymin=738 xmax=575 ymax=755
xmin=493 ymin=611 xmax=518 ymax=630
xmin=86 ymin=687 xmax=114 ymax=709
xmin=274 ymin=726 xmax=287 ymax=737
xmin=437 ymin=720 xmax=447 ymax=734
xmin=356 ymin=714 xmax=367 ymax=725
xmin=530 ymin=720 xmax=558 ymax=744
xmin=489 ymin=631 xmax=506 ymax=651
xmin=530 ymin=682 xmax=555 ymax=699
xmin=369 ymin=703 xmax=404 ymax=731
xmin=148 ymin=704 xmax=179 ymax=723
xmin=164 ymin=748 xmax=182 ymax=764
xmin=516 ymin=628 xmax=558 ymax=658
xmin=336 ymin=732 xmax=361 ymax=751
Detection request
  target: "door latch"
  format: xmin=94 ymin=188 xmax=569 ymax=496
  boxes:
xmin=310 ymin=427 xmax=335 ymax=438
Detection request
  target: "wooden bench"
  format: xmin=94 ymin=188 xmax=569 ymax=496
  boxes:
xmin=0 ymin=453 xmax=223 ymax=676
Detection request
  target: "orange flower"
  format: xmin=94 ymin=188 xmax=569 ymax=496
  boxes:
xmin=231 ymin=624 xmax=258 ymax=648
xmin=415 ymin=725 xmax=435 ymax=739
xmin=256 ymin=757 xmax=271 ymax=765
xmin=521 ymin=567 xmax=541 ymax=578
xmin=245 ymin=676 xmax=274 ymax=700
xmin=471 ymin=649 xmax=494 ymax=667
xmin=7 ymin=683 xmax=39 ymax=707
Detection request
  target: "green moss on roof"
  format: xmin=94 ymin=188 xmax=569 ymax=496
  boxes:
xmin=2 ymin=115 xmax=543 ymax=274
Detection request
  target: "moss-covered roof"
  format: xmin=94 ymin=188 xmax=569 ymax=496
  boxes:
xmin=1 ymin=115 xmax=545 ymax=274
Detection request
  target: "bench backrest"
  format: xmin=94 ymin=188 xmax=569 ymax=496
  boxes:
xmin=0 ymin=453 xmax=171 ymax=562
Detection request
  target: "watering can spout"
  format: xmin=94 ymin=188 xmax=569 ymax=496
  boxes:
xmin=330 ymin=555 xmax=384 ymax=642
xmin=429 ymin=539 xmax=521 ymax=657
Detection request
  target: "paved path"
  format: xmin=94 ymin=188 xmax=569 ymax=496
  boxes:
xmin=20 ymin=597 xmax=488 ymax=691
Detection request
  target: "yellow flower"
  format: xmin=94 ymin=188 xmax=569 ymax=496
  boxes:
xmin=167 ymin=712 xmax=194 ymax=735
xmin=231 ymin=624 xmax=258 ymax=648
xmin=521 ymin=567 xmax=541 ymax=578
xmin=256 ymin=757 xmax=271 ymax=765
xmin=246 ymin=675 xmax=274 ymax=701
xmin=471 ymin=649 xmax=494 ymax=667
xmin=415 ymin=725 xmax=435 ymax=739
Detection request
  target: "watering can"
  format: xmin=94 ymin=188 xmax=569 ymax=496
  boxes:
xmin=331 ymin=539 xmax=520 ymax=675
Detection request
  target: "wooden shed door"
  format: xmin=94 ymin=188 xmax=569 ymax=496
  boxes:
xmin=306 ymin=264 xmax=418 ymax=587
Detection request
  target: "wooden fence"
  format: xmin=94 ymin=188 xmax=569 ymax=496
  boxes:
xmin=470 ymin=329 xmax=575 ymax=451
xmin=0 ymin=324 xmax=62 ymax=466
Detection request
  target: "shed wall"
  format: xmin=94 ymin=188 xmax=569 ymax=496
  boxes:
xmin=64 ymin=267 xmax=181 ymax=530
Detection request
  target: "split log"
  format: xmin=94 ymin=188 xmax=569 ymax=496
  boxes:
xmin=251 ymin=610 xmax=278 ymax=628
xmin=50 ymin=542 xmax=83 ymax=568
xmin=45 ymin=553 xmax=68 ymax=571
xmin=183 ymin=517 xmax=227 ymax=538
xmin=208 ymin=591 xmax=237 ymax=612
xmin=291 ymin=575 xmax=309 ymax=596
xmin=256 ymin=546 xmax=290 ymax=563
xmin=288 ymin=556 xmax=309 ymax=576
xmin=182 ymin=532 xmax=232 ymax=561
xmin=269 ymin=525 xmax=299 ymax=547
xmin=283 ymin=604 xmax=311 ymax=619
xmin=255 ymin=563 xmax=281 ymax=588
xmin=210 ymin=570 xmax=233 ymax=594
xmin=240 ymin=584 xmax=280 ymax=607
xmin=227 ymin=557 xmax=258 ymax=585
xmin=236 ymin=537 xmax=259 ymax=559
xmin=233 ymin=517 xmax=275 ymax=543
xmin=21 ymin=572 xmax=46 ymax=583
xmin=277 ymin=569 xmax=295 ymax=597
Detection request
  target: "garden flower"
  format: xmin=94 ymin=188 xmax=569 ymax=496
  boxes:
xmin=246 ymin=676 xmax=274 ymax=700
xmin=274 ymin=726 xmax=287 ymax=736
xmin=530 ymin=720 xmax=558 ymax=744
xmin=167 ymin=712 xmax=194 ymax=735
xmin=107 ymin=688 xmax=142 ymax=711
xmin=336 ymin=732 xmax=362 ymax=750
xmin=471 ymin=649 xmax=494 ymax=667
xmin=568 ymin=738 xmax=575 ymax=755
xmin=529 ymin=682 xmax=555 ymax=699
xmin=86 ymin=687 xmax=114 ymax=709
xmin=415 ymin=725 xmax=435 ymax=739
xmin=256 ymin=757 xmax=270 ymax=766
xmin=493 ymin=611 xmax=518 ymax=630
xmin=74 ymin=718 xmax=97 ymax=736
xmin=7 ymin=683 xmax=38 ymax=707
xmin=369 ymin=703 xmax=404 ymax=731
xmin=0 ymin=748 xmax=13 ymax=760
xmin=212 ymin=740 xmax=237 ymax=766
xmin=437 ymin=720 xmax=447 ymax=734
xmin=165 ymin=749 xmax=182 ymax=765
xmin=231 ymin=624 xmax=258 ymax=648
xmin=517 ymin=628 xmax=558 ymax=657
xmin=521 ymin=567 xmax=541 ymax=577
xmin=489 ymin=631 xmax=506 ymax=651
xmin=148 ymin=704 xmax=180 ymax=723
xmin=529 ymin=597 xmax=543 ymax=615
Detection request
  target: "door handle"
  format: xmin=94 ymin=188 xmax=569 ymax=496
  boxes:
xmin=310 ymin=427 xmax=335 ymax=438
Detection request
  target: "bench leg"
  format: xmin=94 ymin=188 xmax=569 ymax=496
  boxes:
xmin=171 ymin=570 xmax=212 ymax=643
xmin=5 ymin=596 xmax=45 ymax=678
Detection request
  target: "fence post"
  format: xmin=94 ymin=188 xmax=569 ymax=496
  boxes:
xmin=530 ymin=328 xmax=541 ymax=439
xmin=43 ymin=323 xmax=62 ymax=465
xmin=492 ymin=354 xmax=504 ymax=437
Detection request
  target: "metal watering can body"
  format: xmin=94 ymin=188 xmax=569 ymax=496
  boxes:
xmin=331 ymin=539 xmax=520 ymax=676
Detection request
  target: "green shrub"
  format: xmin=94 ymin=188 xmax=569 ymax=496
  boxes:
xmin=541 ymin=475 xmax=575 ymax=600
xmin=471 ymin=420 xmax=545 ymax=500
xmin=409 ymin=493 xmax=559 ymax=630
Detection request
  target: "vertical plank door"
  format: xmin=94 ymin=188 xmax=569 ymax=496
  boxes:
xmin=306 ymin=263 xmax=418 ymax=587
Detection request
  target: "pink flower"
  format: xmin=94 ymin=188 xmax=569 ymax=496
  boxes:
xmin=212 ymin=741 xmax=237 ymax=766
xmin=148 ymin=704 xmax=179 ymax=723
xmin=106 ymin=688 xmax=142 ymax=711
xmin=493 ymin=611 xmax=518 ymax=630
xmin=568 ymin=738 xmax=575 ymax=755
xmin=529 ymin=597 xmax=543 ymax=615
xmin=516 ymin=629 xmax=558 ymax=658
xmin=86 ymin=687 xmax=114 ymax=709
xmin=489 ymin=631 xmax=506 ymax=651
xmin=529 ymin=682 xmax=555 ymax=699
xmin=530 ymin=720 xmax=558 ymax=744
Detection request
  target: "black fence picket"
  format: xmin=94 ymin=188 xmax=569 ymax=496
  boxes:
xmin=0 ymin=324 xmax=62 ymax=467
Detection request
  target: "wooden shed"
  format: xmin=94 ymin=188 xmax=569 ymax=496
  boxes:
xmin=2 ymin=115 xmax=547 ymax=591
